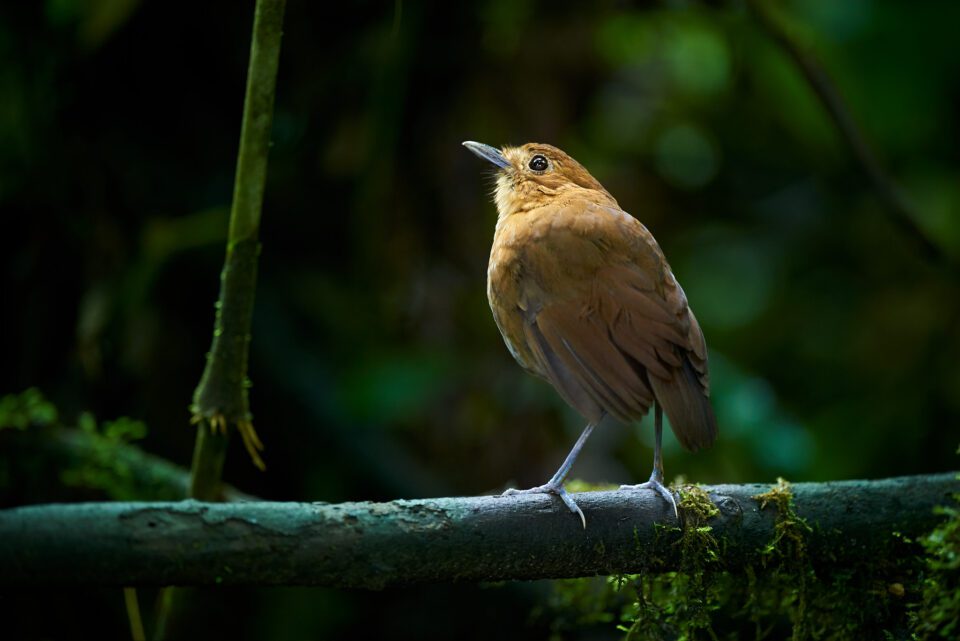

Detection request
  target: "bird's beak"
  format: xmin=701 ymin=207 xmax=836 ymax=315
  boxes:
xmin=462 ymin=141 xmax=511 ymax=169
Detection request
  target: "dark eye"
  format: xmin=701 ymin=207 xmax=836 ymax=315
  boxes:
xmin=528 ymin=155 xmax=548 ymax=172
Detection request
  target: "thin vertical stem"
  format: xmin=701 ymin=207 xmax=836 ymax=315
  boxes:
xmin=123 ymin=587 xmax=146 ymax=641
xmin=189 ymin=0 xmax=286 ymax=480
xmin=188 ymin=425 xmax=229 ymax=500
xmin=155 ymin=1 xmax=286 ymax=637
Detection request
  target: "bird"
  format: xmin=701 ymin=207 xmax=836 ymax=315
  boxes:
xmin=463 ymin=140 xmax=718 ymax=527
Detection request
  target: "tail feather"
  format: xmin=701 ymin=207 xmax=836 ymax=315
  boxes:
xmin=649 ymin=357 xmax=718 ymax=452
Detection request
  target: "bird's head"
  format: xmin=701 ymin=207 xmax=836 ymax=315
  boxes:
xmin=462 ymin=141 xmax=615 ymax=218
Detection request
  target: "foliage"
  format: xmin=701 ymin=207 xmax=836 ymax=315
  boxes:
xmin=0 ymin=387 xmax=58 ymax=430
xmin=59 ymin=412 xmax=150 ymax=500
xmin=0 ymin=389 xmax=155 ymax=501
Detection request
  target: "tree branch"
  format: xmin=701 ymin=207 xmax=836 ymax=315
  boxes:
xmin=0 ymin=426 xmax=256 ymax=502
xmin=1 ymin=473 xmax=954 ymax=588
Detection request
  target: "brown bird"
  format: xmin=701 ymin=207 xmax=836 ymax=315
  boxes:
xmin=463 ymin=140 xmax=717 ymax=526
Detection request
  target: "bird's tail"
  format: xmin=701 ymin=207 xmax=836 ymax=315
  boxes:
xmin=649 ymin=357 xmax=718 ymax=452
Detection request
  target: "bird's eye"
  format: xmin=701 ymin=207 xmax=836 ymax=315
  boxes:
xmin=528 ymin=155 xmax=548 ymax=172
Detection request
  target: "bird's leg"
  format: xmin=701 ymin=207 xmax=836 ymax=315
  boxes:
xmin=502 ymin=421 xmax=596 ymax=528
xmin=620 ymin=402 xmax=679 ymax=517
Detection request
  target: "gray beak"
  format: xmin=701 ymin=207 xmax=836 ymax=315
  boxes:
xmin=462 ymin=141 xmax=511 ymax=169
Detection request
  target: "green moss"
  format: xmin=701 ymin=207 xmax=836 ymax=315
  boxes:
xmin=753 ymin=477 xmax=813 ymax=560
xmin=580 ymin=484 xmax=726 ymax=640
xmin=743 ymin=478 xmax=913 ymax=640
xmin=752 ymin=477 xmax=815 ymax=638
xmin=913 ymin=473 xmax=960 ymax=639
xmin=542 ymin=477 xmax=941 ymax=640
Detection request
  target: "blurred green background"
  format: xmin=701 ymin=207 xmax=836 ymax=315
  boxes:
xmin=1 ymin=0 xmax=959 ymax=639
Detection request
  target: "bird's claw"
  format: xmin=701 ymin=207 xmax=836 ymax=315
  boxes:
xmin=502 ymin=482 xmax=587 ymax=529
xmin=620 ymin=478 xmax=679 ymax=519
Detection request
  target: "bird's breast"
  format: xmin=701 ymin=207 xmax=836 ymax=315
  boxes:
xmin=487 ymin=206 xmax=622 ymax=301
xmin=486 ymin=214 xmax=550 ymax=312
xmin=486 ymin=215 xmax=559 ymax=375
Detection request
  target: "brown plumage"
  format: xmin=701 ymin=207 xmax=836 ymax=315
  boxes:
xmin=464 ymin=140 xmax=717 ymax=526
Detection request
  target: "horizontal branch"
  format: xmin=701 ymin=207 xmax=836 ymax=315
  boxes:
xmin=0 ymin=426 xmax=255 ymax=502
xmin=1 ymin=473 xmax=955 ymax=588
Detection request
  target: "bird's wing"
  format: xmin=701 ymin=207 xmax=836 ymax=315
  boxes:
xmin=515 ymin=201 xmax=717 ymax=449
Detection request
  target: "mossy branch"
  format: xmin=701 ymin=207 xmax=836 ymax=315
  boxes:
xmin=189 ymin=0 xmax=286 ymax=479
xmin=0 ymin=473 xmax=954 ymax=588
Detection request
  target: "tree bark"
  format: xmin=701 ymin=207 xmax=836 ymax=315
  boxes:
xmin=0 ymin=473 xmax=955 ymax=589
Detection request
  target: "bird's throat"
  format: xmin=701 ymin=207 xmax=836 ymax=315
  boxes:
xmin=494 ymin=173 xmax=618 ymax=221
xmin=494 ymin=173 xmax=519 ymax=220
xmin=493 ymin=173 xmax=560 ymax=220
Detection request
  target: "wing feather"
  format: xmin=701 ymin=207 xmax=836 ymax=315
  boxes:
xmin=522 ymin=320 xmax=606 ymax=424
xmin=536 ymin=302 xmax=652 ymax=422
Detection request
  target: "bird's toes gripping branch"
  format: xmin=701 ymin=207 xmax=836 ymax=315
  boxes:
xmin=502 ymin=482 xmax=587 ymax=529
xmin=620 ymin=478 xmax=680 ymax=519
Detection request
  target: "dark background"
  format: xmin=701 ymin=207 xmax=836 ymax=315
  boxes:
xmin=1 ymin=0 xmax=959 ymax=639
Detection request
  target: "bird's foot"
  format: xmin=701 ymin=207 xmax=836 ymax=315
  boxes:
xmin=620 ymin=476 xmax=679 ymax=518
xmin=502 ymin=482 xmax=586 ymax=529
